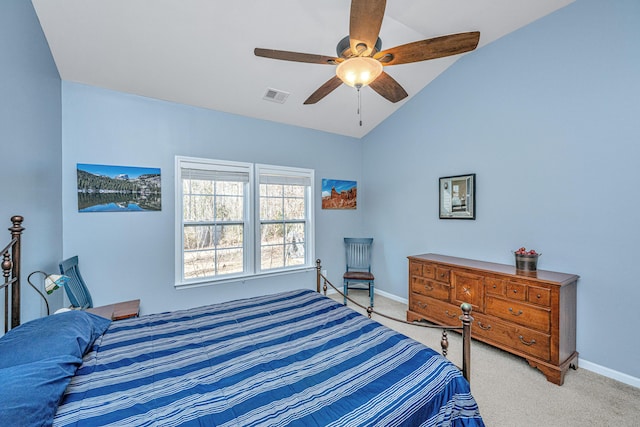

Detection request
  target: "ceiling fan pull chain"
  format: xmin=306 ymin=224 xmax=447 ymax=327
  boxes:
xmin=357 ymin=86 xmax=362 ymax=126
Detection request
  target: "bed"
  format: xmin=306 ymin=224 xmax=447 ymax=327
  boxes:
xmin=1 ymin=216 xmax=484 ymax=426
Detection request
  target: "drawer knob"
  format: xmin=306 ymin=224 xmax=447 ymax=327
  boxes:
xmin=477 ymin=322 xmax=492 ymax=331
xmin=537 ymin=294 xmax=542 ymax=299
xmin=417 ymin=302 xmax=428 ymax=309
xmin=519 ymin=335 xmax=536 ymax=346
xmin=492 ymin=285 xmax=497 ymax=289
xmin=509 ymin=307 xmax=524 ymax=316
xmin=512 ymin=289 xmax=518 ymax=294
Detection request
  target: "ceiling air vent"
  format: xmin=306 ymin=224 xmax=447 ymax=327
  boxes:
xmin=263 ymin=88 xmax=289 ymax=104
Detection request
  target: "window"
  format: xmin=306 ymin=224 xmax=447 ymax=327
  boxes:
xmin=176 ymin=156 xmax=314 ymax=286
xmin=258 ymin=165 xmax=311 ymax=271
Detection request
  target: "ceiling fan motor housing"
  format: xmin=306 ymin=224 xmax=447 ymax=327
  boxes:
xmin=337 ymin=35 xmax=382 ymax=57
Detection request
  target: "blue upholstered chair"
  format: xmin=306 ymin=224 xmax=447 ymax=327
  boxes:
xmin=343 ymin=237 xmax=375 ymax=307
xmin=58 ymin=256 xmax=94 ymax=309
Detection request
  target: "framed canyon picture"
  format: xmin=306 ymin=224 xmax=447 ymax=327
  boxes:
xmin=321 ymin=179 xmax=357 ymax=210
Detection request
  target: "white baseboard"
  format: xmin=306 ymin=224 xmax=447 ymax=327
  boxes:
xmin=374 ymin=288 xmax=408 ymax=304
xmin=324 ymin=287 xmax=338 ymax=295
xmin=579 ymin=359 xmax=640 ymax=389
xmin=324 ymin=287 xmax=407 ymax=305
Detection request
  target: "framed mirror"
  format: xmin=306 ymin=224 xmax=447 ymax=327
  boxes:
xmin=439 ymin=174 xmax=475 ymax=220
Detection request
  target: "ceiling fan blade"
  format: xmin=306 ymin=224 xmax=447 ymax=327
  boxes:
xmin=368 ymin=72 xmax=408 ymax=103
xmin=304 ymin=76 xmax=343 ymax=105
xmin=349 ymin=0 xmax=386 ymax=56
xmin=254 ymin=48 xmax=341 ymax=65
xmin=374 ymin=31 xmax=480 ymax=66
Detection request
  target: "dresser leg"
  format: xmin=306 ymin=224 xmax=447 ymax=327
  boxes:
xmin=526 ymin=351 xmax=579 ymax=386
xmin=527 ymin=360 xmax=564 ymax=385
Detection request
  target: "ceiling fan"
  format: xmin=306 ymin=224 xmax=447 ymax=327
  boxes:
xmin=254 ymin=0 xmax=480 ymax=105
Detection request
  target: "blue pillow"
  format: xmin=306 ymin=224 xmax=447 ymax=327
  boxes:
xmin=0 ymin=311 xmax=111 ymax=426
xmin=0 ymin=310 xmax=111 ymax=369
xmin=0 ymin=356 xmax=80 ymax=427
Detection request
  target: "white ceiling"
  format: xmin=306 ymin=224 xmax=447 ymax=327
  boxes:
xmin=32 ymin=0 xmax=574 ymax=138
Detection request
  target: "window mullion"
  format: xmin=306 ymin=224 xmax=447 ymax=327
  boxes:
xmin=281 ymin=189 xmax=286 ymax=267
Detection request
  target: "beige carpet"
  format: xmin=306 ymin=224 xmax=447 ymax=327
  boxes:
xmin=329 ymin=290 xmax=640 ymax=427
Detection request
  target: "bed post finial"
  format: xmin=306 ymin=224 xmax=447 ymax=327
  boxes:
xmin=316 ymin=259 xmax=321 ymax=293
xmin=460 ymin=303 xmax=473 ymax=383
xmin=10 ymin=215 xmax=24 ymax=230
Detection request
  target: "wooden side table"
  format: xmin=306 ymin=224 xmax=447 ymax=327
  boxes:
xmin=87 ymin=299 xmax=140 ymax=321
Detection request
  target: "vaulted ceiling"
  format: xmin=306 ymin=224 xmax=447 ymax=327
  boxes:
xmin=32 ymin=0 xmax=574 ymax=138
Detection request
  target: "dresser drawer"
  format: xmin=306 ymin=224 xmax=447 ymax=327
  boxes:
xmin=485 ymin=296 xmax=550 ymax=333
xmin=528 ymin=286 xmax=551 ymax=307
xmin=409 ymin=293 xmax=460 ymax=327
xmin=505 ymin=281 xmax=527 ymax=301
xmin=472 ymin=313 xmax=551 ymax=361
xmin=422 ymin=262 xmax=436 ymax=279
xmin=435 ymin=266 xmax=450 ymax=283
xmin=409 ymin=261 xmax=423 ymax=277
xmin=485 ymin=277 xmax=505 ymax=296
xmin=452 ymin=271 xmax=484 ymax=311
xmin=409 ymin=292 xmax=430 ymax=315
xmin=411 ymin=277 xmax=450 ymax=300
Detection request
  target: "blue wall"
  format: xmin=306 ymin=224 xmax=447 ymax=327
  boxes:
xmin=61 ymin=82 xmax=364 ymax=315
xmin=0 ymin=0 xmax=62 ymax=323
xmin=3 ymin=0 xmax=637 ymax=384
xmin=363 ymin=0 xmax=640 ymax=382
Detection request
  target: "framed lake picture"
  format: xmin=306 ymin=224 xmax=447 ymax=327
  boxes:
xmin=77 ymin=163 xmax=161 ymax=212
xmin=321 ymin=179 xmax=357 ymax=209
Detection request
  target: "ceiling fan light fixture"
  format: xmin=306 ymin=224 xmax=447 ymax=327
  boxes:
xmin=336 ymin=57 xmax=383 ymax=88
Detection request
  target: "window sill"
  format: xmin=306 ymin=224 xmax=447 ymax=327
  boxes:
xmin=175 ymin=265 xmax=316 ymax=290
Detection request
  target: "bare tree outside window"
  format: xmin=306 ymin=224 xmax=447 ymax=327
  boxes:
xmin=260 ymin=183 xmax=306 ymax=270
xmin=183 ymin=177 xmax=246 ymax=279
xmin=177 ymin=157 xmax=314 ymax=286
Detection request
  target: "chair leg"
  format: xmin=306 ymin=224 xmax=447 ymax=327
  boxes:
xmin=343 ymin=280 xmax=348 ymax=305
xmin=370 ymin=281 xmax=374 ymax=307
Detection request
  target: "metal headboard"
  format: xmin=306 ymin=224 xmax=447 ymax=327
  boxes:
xmin=1 ymin=216 xmax=25 ymax=333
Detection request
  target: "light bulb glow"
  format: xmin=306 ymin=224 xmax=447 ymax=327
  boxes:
xmin=336 ymin=57 xmax=383 ymax=88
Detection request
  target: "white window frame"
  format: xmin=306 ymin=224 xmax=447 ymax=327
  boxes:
xmin=255 ymin=163 xmax=315 ymax=275
xmin=175 ymin=156 xmax=315 ymax=288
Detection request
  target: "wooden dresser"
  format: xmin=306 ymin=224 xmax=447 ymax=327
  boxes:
xmin=407 ymin=253 xmax=578 ymax=385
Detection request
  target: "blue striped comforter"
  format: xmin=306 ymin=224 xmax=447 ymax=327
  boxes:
xmin=53 ymin=289 xmax=483 ymax=426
